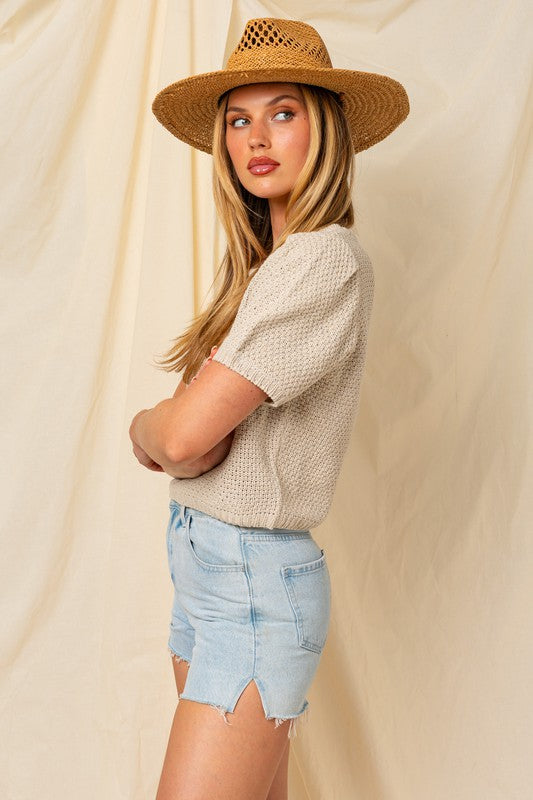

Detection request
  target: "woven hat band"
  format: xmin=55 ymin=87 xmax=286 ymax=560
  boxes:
xmin=226 ymin=18 xmax=333 ymax=72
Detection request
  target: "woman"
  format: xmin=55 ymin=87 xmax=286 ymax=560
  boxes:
xmin=129 ymin=18 xmax=409 ymax=800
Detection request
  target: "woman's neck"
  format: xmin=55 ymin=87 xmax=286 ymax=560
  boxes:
xmin=268 ymin=197 xmax=289 ymax=246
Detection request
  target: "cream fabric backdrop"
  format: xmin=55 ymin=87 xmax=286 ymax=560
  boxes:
xmin=1 ymin=1 xmax=531 ymax=798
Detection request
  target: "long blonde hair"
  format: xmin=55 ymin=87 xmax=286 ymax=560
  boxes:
xmin=154 ymin=83 xmax=355 ymax=380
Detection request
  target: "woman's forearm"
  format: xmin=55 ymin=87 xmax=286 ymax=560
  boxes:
xmin=130 ymin=394 xmax=235 ymax=479
xmin=130 ymin=349 xmax=229 ymax=477
xmin=130 ymin=399 xmax=192 ymax=471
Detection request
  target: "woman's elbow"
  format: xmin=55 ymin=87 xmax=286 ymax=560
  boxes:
xmin=163 ymin=438 xmax=192 ymax=468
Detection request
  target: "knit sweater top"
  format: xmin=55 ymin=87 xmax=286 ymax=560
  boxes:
xmin=168 ymin=223 xmax=374 ymax=530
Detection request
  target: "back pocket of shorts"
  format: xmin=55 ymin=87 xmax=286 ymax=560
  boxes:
xmin=281 ymin=551 xmax=331 ymax=654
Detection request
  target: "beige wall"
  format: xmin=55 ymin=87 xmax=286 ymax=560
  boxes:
xmin=1 ymin=1 xmax=531 ymax=797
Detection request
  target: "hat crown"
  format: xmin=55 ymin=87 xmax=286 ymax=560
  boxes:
xmin=226 ymin=18 xmax=332 ymax=72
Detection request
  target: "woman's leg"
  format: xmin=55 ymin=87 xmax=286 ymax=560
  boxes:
xmin=171 ymin=653 xmax=190 ymax=696
xmin=171 ymin=657 xmax=290 ymax=799
xmin=266 ymin=739 xmax=290 ymax=800
xmin=157 ymin=656 xmax=290 ymax=800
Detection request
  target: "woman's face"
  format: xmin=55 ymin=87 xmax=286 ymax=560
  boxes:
xmin=224 ymin=82 xmax=311 ymax=208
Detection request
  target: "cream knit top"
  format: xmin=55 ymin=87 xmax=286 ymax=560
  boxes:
xmin=169 ymin=223 xmax=374 ymax=530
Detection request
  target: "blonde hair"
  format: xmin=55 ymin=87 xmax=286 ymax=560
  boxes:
xmin=155 ymin=83 xmax=355 ymax=380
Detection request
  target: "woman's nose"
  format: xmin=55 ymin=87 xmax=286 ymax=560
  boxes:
xmin=247 ymin=120 xmax=270 ymax=149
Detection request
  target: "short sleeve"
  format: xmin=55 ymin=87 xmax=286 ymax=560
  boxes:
xmin=211 ymin=232 xmax=368 ymax=408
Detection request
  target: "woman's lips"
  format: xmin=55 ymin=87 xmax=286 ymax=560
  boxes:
xmin=247 ymin=157 xmax=280 ymax=175
xmin=249 ymin=163 xmax=279 ymax=175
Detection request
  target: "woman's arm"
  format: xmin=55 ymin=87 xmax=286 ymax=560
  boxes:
xmin=129 ymin=379 xmax=188 ymax=473
xmin=167 ymin=362 xmax=236 ymax=476
xmin=130 ymin=374 xmax=231 ymax=478
xmin=170 ymin=344 xmax=216 ymax=401
xmin=130 ymin=401 xmax=234 ymax=479
xmin=130 ymin=359 xmax=268 ymax=475
xmin=130 ymin=356 xmax=208 ymax=476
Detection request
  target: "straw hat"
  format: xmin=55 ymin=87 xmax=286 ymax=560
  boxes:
xmin=152 ymin=18 xmax=410 ymax=155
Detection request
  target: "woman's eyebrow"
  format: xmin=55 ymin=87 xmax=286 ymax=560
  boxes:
xmin=225 ymin=94 xmax=302 ymax=113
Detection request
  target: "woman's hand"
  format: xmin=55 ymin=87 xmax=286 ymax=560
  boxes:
xmin=129 ymin=409 xmax=164 ymax=472
xmin=200 ymin=428 xmax=236 ymax=472
xmin=132 ymin=441 xmax=164 ymax=471
xmin=129 ymin=408 xmax=150 ymax=445
xmin=129 ymin=410 xmax=164 ymax=471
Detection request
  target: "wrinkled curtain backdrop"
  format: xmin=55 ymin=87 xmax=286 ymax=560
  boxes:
xmin=1 ymin=0 xmax=531 ymax=798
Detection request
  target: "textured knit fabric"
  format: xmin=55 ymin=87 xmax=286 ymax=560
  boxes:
xmin=168 ymin=223 xmax=374 ymax=530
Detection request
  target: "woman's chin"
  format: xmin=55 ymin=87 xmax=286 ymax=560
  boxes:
xmin=242 ymin=184 xmax=290 ymax=203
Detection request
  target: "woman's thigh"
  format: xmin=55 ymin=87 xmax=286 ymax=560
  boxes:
xmin=156 ymin=677 xmax=290 ymax=800
xmin=168 ymin=655 xmax=290 ymax=800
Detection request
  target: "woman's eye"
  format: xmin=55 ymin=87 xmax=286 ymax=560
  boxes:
xmin=227 ymin=110 xmax=294 ymax=127
xmin=273 ymin=110 xmax=294 ymax=121
xmin=229 ymin=117 xmax=249 ymax=128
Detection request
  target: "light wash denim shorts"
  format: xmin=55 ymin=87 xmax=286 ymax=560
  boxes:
xmin=165 ymin=500 xmax=331 ymax=738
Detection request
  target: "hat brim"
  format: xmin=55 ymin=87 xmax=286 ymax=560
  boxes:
xmin=152 ymin=66 xmax=409 ymax=155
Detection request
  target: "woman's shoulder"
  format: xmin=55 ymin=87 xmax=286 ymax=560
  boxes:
xmin=245 ymin=225 xmax=373 ymax=304
xmin=238 ymin=223 xmax=374 ymax=318
xmin=276 ymin=223 xmax=372 ymax=274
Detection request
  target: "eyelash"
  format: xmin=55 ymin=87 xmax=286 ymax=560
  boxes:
xmin=228 ymin=110 xmax=295 ymax=128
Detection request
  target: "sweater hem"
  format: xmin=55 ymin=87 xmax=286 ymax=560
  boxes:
xmin=168 ymin=482 xmax=317 ymax=531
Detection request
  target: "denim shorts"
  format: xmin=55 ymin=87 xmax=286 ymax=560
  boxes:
xmin=165 ymin=500 xmax=331 ymax=738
